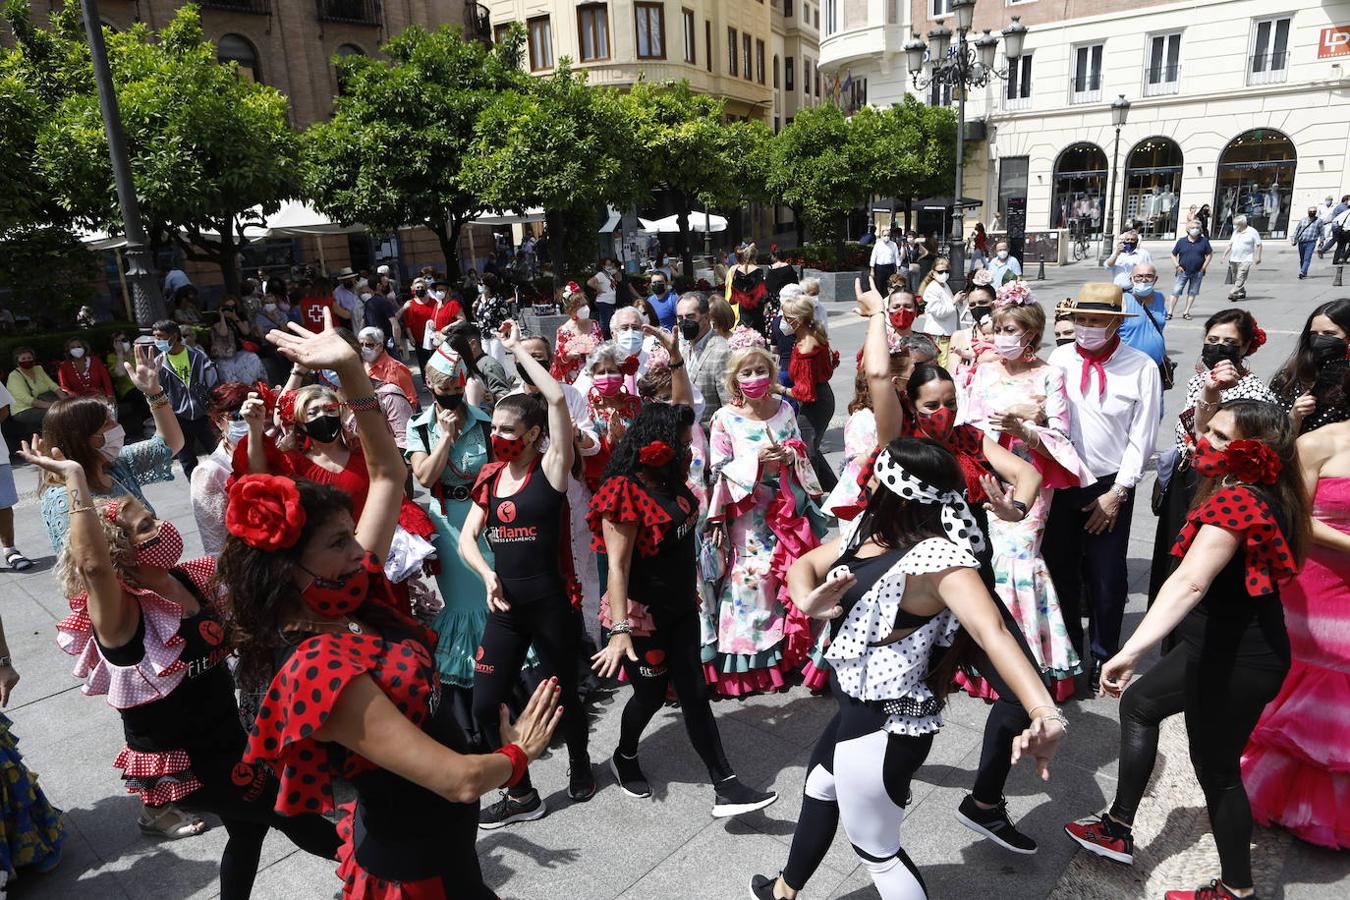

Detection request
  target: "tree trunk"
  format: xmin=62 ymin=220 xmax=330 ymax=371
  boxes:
xmin=834 ymin=212 xmax=847 ymax=273
xmin=428 ymin=219 xmax=458 ymax=284
xmin=216 ymin=220 xmax=240 ymax=297
xmin=445 ymin=215 xmax=463 ymax=281
xmin=793 ymin=207 xmax=806 ymax=248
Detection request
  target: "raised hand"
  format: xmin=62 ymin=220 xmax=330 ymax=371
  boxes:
xmin=125 ymin=342 xmax=162 ymax=395
xmin=240 ymin=392 xmax=267 ymax=432
xmin=980 ymin=474 xmax=1025 ymax=522
xmin=17 ymin=436 xmax=85 ymax=481
xmin=853 ymin=276 xmax=884 ymax=318
xmin=499 ymin=677 xmax=563 ymax=763
xmin=801 ymin=569 xmax=856 ymax=620
xmin=499 ymin=319 xmax=522 ymax=354
xmin=266 ymin=307 xmax=359 ymax=372
xmin=643 ymin=323 xmax=676 ymax=356
xmin=1205 ymin=359 xmax=1240 ymax=391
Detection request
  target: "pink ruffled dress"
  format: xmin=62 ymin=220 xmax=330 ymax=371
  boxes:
xmin=1242 ymin=477 xmax=1350 ymax=848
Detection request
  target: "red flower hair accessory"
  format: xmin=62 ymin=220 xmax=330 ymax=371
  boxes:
xmin=1248 ymin=324 xmax=1267 ymax=355
xmin=562 ymin=281 xmax=584 ymax=300
xmin=637 ymin=440 xmax=676 ymax=467
xmin=254 ymin=381 xmax=278 ymax=414
xmin=1194 ymin=437 xmax=1283 ymax=485
xmin=226 ymin=474 xmax=308 ymax=551
xmin=275 ymin=390 xmax=299 ymax=429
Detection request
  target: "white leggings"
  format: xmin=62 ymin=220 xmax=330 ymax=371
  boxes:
xmin=790 ymin=713 xmax=932 ymax=900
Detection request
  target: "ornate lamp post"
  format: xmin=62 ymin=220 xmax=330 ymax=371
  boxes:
xmin=1099 ymin=93 xmax=1133 ymax=263
xmin=904 ymin=1 xmax=1027 ymax=288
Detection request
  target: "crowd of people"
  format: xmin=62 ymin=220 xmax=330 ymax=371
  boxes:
xmin=0 ymin=240 xmax=1345 ymax=900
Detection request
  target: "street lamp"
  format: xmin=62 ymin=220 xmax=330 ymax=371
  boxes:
xmin=1099 ymin=93 xmax=1133 ymax=263
xmin=79 ymin=0 xmax=165 ymax=326
xmin=905 ymin=7 xmax=1029 ymax=289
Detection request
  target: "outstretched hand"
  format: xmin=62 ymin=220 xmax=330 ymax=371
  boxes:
xmin=125 ymin=343 xmax=162 ymax=395
xmin=499 ymin=677 xmax=563 ymax=763
xmin=979 ymin=475 xmax=1024 ymax=522
xmin=266 ymin=307 xmax=358 ymax=372
xmin=17 ymin=436 xmax=84 ymax=481
xmin=800 ymin=570 xmax=855 ymax=620
xmin=1010 ymin=716 xmax=1064 ymax=781
xmin=499 ymin=320 xmax=522 ymax=354
xmin=854 ymin=276 xmax=884 ymax=318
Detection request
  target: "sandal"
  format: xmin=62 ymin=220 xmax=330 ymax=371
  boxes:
xmin=1165 ymin=312 xmax=1173 ymax=320
xmin=2 ymin=547 xmax=32 ymax=571
xmin=1182 ymin=313 xmax=1192 ymax=320
xmin=137 ymin=803 xmax=208 ymax=839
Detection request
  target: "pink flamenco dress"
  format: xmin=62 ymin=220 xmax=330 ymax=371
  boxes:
xmin=957 ymin=363 xmax=1093 ymax=702
xmin=1242 ymin=476 xmax=1350 ymax=849
xmin=705 ymin=399 xmax=828 ymax=696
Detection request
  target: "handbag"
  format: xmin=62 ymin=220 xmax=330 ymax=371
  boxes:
xmin=1137 ymin=298 xmax=1177 ymax=390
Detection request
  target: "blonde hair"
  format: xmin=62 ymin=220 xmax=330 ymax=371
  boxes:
xmin=709 ymin=296 xmax=736 ymax=337
xmin=280 ymin=384 xmax=344 ymax=451
xmin=735 ymin=242 xmax=758 ymax=265
xmin=800 ymin=277 xmax=821 ymax=297
xmin=723 ymin=346 xmax=778 ymax=401
xmin=992 ymin=303 xmax=1047 ymax=351
xmin=917 ymin=256 xmax=951 ymax=295
xmin=55 ymin=499 xmax=138 ymax=599
xmin=563 ymin=289 xmax=589 ymax=315
xmin=780 ymin=295 xmax=827 ymax=347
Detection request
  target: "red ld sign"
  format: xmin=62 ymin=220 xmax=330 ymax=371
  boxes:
xmin=1318 ymin=25 xmax=1350 ymax=58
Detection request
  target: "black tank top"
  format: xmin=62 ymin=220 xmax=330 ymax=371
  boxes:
xmin=485 ymin=462 xmax=567 ymax=604
xmin=627 ymin=480 xmax=699 ymax=611
xmin=828 ymin=547 xmax=940 ymax=643
xmin=100 ymin=570 xmax=241 ymax=758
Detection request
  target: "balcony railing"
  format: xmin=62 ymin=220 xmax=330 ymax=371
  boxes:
xmin=201 ymin=0 xmax=271 ymax=12
xmin=1143 ymin=62 xmax=1180 ymax=96
xmin=1069 ymin=73 xmax=1102 ymax=104
xmin=1001 ymin=94 xmax=1031 ymax=112
xmin=316 ymin=0 xmax=381 ymax=26
xmin=1247 ymin=51 xmax=1288 ymax=86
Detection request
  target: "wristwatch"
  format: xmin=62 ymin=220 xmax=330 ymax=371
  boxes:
xmin=1110 ymin=484 xmax=1131 ymax=503
xmin=1009 ymin=500 xmax=1029 ymax=520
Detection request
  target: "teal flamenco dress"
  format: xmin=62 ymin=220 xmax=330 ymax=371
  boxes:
xmin=0 ymin=714 xmax=65 ymax=895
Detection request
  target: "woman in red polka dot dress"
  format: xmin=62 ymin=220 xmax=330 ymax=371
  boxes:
xmin=220 ymin=310 xmax=562 ymax=899
xmin=589 ymin=402 xmax=779 ymax=818
xmin=1065 ymin=399 xmax=1309 ymax=900
xmin=25 ymin=440 xmax=340 ymax=900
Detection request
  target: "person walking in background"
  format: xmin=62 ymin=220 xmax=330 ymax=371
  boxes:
xmin=550 ymin=283 xmax=602 ymax=386
xmin=1291 ymin=205 xmax=1321 ymax=280
xmin=588 ymin=258 xmax=619 ymax=339
xmin=646 ymin=272 xmax=680 ymax=332
xmin=358 ymin=327 xmax=417 ymax=407
xmin=968 ymin=221 xmax=990 ymax=272
xmin=1315 ymin=194 xmax=1340 ymax=258
xmin=57 ymin=338 xmax=114 ymax=400
xmin=1222 ymin=215 xmax=1262 ymax=301
xmin=868 ymin=228 xmax=901 ymax=296
xmin=1168 ymin=221 xmax=1213 ymax=321
xmin=918 ymin=257 xmax=960 ymax=367
xmin=1330 ymin=202 xmax=1350 ymax=266
xmin=1044 ymin=284 xmax=1161 ymax=690
xmin=151 ymin=320 xmax=219 ymax=478
xmin=774 ymin=294 xmax=839 ymax=493
xmin=987 ymin=240 xmax=1022 ymax=286
xmin=729 ymin=243 xmax=769 ymax=336
xmin=1103 ymin=230 xmax=1152 ymax=289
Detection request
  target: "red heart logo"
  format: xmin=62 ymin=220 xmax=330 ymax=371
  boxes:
xmin=497 ymin=501 xmax=517 ymax=524
xmin=644 ymin=649 xmax=666 ymax=665
xmin=676 ymin=496 xmax=692 ymax=514
xmin=230 ymin=762 xmax=255 ymax=787
xmin=199 ymin=620 xmax=224 ymax=646
xmin=475 ymin=646 xmax=485 ymax=661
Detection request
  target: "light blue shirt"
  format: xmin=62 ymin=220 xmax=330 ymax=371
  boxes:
xmin=1117 ymin=290 xmax=1168 ymax=365
xmin=986 ymin=256 xmax=1022 ymax=285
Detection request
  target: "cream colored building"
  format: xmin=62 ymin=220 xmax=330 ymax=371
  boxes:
xmin=819 ymin=0 xmax=1350 ymax=243
xmin=481 ymin=0 xmax=822 ymax=128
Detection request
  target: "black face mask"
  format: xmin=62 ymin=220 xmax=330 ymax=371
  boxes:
xmin=434 ymin=391 xmax=464 ymax=410
xmin=518 ymin=363 xmax=540 ymax=387
xmin=1200 ymin=342 xmax=1243 ymax=370
xmin=301 ymin=414 xmax=343 ymax=444
xmin=678 ymin=319 xmax=700 ymax=341
xmin=970 ymin=306 xmax=991 ymax=323
xmin=1310 ymin=333 xmax=1348 ymax=363
xmin=1055 ymin=337 xmax=1075 ymax=347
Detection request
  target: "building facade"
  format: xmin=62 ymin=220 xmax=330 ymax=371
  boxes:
xmin=820 ymin=0 xmax=1350 ymax=243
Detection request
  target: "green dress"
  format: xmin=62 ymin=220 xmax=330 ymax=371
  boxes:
xmin=405 ymin=405 xmax=494 ymax=688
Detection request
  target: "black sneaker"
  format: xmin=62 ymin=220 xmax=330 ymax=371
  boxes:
xmin=955 ymin=794 xmax=1038 ymax=854
xmin=610 ymin=751 xmax=652 ymax=798
xmin=748 ymin=873 xmax=784 ymax=900
xmin=568 ymin=756 xmax=597 ymax=802
xmin=712 ymin=775 xmax=778 ymax=818
xmin=477 ymin=790 xmax=546 ymax=830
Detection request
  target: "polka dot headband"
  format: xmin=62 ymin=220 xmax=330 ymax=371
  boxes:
xmin=872 ymin=449 xmax=987 ymax=557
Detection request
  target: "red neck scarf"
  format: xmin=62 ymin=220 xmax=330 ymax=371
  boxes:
xmin=1075 ymin=336 xmax=1120 ymax=400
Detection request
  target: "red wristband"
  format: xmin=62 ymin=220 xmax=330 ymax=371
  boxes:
xmin=494 ymin=743 xmax=528 ymax=788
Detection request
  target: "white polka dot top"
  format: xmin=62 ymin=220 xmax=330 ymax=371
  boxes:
xmin=824 ymin=537 xmax=979 ymax=737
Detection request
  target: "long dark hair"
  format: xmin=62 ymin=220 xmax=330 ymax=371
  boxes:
xmin=41 ymin=396 xmax=115 ymax=490
xmin=601 ymin=402 xmax=695 ymax=491
xmin=845 ymin=437 xmax=979 ymax=702
xmin=1270 ymin=299 xmax=1350 ymax=398
xmin=217 ymin=480 xmax=404 ymax=692
xmin=1190 ymin=399 xmax=1310 ymax=568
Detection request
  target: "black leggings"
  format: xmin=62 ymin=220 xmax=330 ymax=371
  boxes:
xmin=472 ymin=597 xmax=590 ymax=795
xmin=1108 ymin=641 xmax=1286 ymax=889
xmin=797 ymin=384 xmax=838 ymax=493
xmin=616 ymin=604 xmax=732 ymax=782
xmin=178 ymin=760 xmax=340 ymax=900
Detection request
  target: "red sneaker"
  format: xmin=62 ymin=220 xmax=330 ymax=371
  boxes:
xmin=1164 ymin=880 xmax=1258 ymax=900
xmin=1064 ymin=812 xmax=1134 ymax=864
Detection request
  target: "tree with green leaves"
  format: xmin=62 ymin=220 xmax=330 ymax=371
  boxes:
xmin=864 ymin=97 xmax=957 ymax=230
xmin=765 ymin=104 xmax=871 ymax=257
xmin=626 ymin=81 xmax=768 ymax=277
xmin=5 ymin=2 xmax=300 ymax=295
xmin=303 ymin=23 xmax=531 ymax=279
xmin=467 ymin=62 xmax=640 ymax=284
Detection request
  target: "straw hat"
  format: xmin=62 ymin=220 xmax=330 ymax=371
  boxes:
xmin=1068 ymin=283 xmax=1136 ymax=318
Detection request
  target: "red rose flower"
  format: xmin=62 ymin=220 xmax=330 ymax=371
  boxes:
xmin=226 ymin=474 xmax=308 ymax=551
xmin=1248 ymin=325 xmax=1267 ymax=355
xmin=1227 ymin=439 xmax=1283 ymax=486
xmin=638 ymin=440 xmax=676 ymax=467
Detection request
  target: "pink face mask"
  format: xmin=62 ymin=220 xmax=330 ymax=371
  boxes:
xmin=738 ymin=375 xmax=772 ymax=399
xmin=592 ymin=373 xmax=623 ymax=397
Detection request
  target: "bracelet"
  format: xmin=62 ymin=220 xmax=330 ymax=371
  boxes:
xmin=1195 ymin=398 xmax=1220 ymax=412
xmin=345 ymin=394 xmax=380 ymax=413
xmin=1009 ymin=499 xmax=1029 ymax=519
xmin=668 ymin=359 xmax=685 ymax=370
xmin=609 ymin=620 xmax=633 ymax=635
xmin=1038 ymin=713 xmax=1070 ymax=733
xmin=1028 ymin=704 xmax=1058 ymax=718
xmin=143 ymin=389 xmax=168 ymax=405
xmin=69 ymin=505 xmax=96 ymax=515
xmin=494 ymin=743 xmax=529 ymax=788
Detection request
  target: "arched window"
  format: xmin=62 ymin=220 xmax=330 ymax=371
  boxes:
xmin=1050 ymin=142 xmax=1108 ymax=235
xmin=1215 ymin=129 xmax=1297 ymax=239
xmin=1122 ymin=137 xmax=1183 ymax=239
xmin=337 ymin=43 xmax=366 ymax=58
xmin=217 ymin=34 xmax=261 ymax=83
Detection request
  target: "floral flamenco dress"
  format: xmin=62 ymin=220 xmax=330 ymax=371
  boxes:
xmin=0 ymin=717 xmax=64 ymax=897
xmin=705 ymin=399 xmax=827 ymax=696
xmin=958 ymin=364 xmax=1091 ymax=701
xmin=245 ymin=552 xmax=495 ymax=899
xmin=1242 ymin=476 xmax=1350 ymax=849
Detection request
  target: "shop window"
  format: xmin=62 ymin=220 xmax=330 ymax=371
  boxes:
xmin=1051 ymin=142 xmax=1108 ymax=236
xmin=1215 ymin=129 xmax=1296 ymax=238
xmin=1123 ymin=137 xmax=1184 ymax=239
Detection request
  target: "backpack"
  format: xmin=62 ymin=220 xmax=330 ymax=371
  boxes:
xmin=1333 ymin=209 xmax=1350 ymax=237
